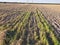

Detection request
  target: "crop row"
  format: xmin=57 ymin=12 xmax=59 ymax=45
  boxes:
xmin=0 ymin=9 xmax=60 ymax=45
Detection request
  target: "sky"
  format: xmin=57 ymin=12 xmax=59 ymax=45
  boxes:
xmin=0 ymin=0 xmax=60 ymax=3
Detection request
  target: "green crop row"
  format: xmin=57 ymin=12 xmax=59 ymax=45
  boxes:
xmin=1 ymin=9 xmax=60 ymax=45
xmin=3 ymin=12 xmax=31 ymax=45
xmin=35 ymin=9 xmax=60 ymax=45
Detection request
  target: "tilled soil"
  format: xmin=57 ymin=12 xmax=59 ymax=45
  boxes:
xmin=0 ymin=3 xmax=60 ymax=45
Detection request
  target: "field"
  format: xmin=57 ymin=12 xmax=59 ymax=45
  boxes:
xmin=0 ymin=3 xmax=60 ymax=45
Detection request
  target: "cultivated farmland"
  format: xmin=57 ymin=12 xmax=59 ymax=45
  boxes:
xmin=0 ymin=3 xmax=60 ymax=45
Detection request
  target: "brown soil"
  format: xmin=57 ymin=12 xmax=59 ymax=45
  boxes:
xmin=0 ymin=3 xmax=60 ymax=45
